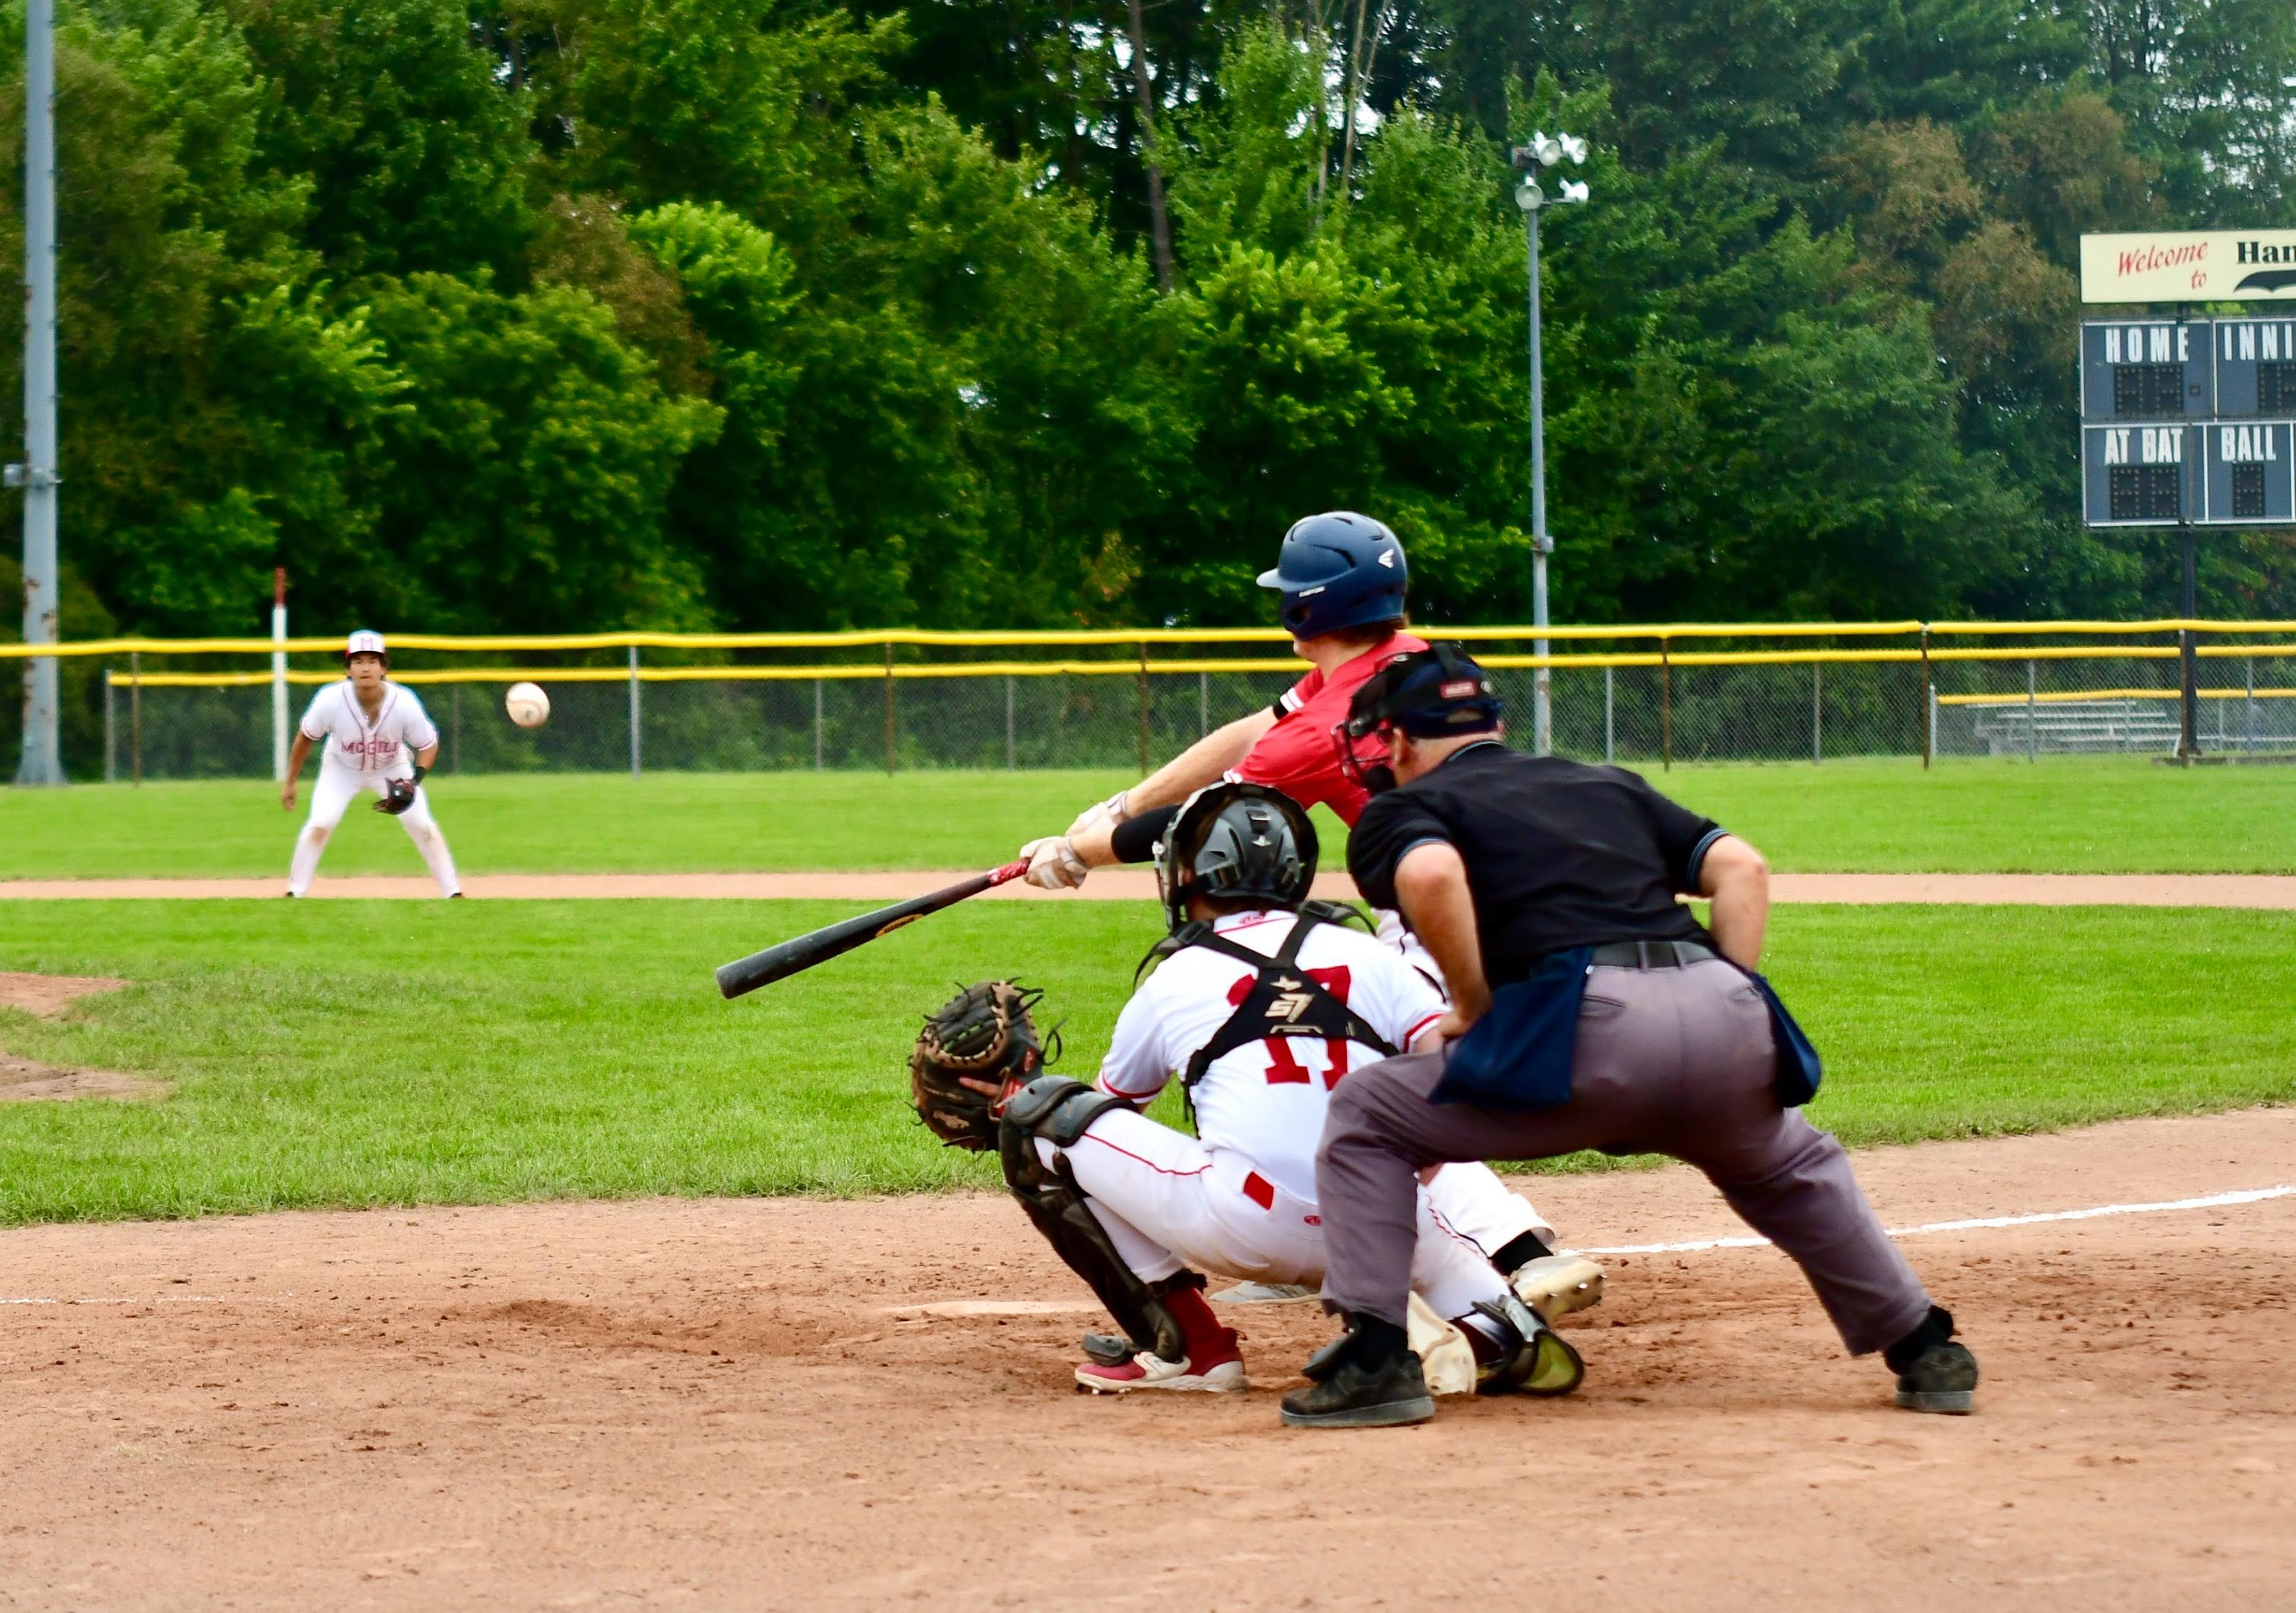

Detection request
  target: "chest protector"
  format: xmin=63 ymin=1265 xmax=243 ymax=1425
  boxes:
xmin=1156 ymin=904 xmax=1400 ymax=1112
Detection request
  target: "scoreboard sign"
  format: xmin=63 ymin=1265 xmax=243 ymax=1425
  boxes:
xmin=2080 ymin=315 xmax=2296 ymax=526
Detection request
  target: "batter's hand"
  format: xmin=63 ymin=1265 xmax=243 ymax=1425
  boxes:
xmin=1064 ymin=790 xmax=1130 ymax=841
xmin=1019 ymin=835 xmax=1090 ymax=890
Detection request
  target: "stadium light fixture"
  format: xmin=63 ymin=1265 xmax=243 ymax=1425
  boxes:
xmin=1508 ymin=131 xmax=1592 ymax=757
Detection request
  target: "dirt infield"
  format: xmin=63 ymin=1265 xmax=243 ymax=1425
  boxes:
xmin=6 ymin=871 xmax=2296 ymax=905
xmin=3 ymin=1108 xmax=2291 ymax=1610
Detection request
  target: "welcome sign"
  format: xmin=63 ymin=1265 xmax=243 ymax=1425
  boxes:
xmin=2081 ymin=231 xmax=2296 ymax=303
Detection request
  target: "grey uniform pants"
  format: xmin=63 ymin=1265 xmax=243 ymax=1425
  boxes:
xmin=1316 ymin=957 xmax=1933 ymax=1357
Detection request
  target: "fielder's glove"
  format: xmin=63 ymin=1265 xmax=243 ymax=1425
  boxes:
xmin=373 ymin=777 xmax=419 ymax=816
xmin=909 ymin=980 xmax=1056 ymax=1150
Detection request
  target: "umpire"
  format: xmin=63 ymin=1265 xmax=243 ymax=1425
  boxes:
xmin=1283 ymin=645 xmax=1978 ymax=1429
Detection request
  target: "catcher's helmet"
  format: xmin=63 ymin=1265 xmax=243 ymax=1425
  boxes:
xmin=1156 ymin=782 xmax=1319 ymax=931
xmin=1257 ymin=512 xmax=1408 ymax=639
xmin=344 ymin=629 xmax=388 ymax=664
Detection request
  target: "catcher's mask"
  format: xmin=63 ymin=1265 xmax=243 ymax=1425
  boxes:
xmin=1331 ymin=643 xmax=1501 ymax=796
xmin=345 ymin=628 xmax=388 ymax=667
xmin=1154 ymin=782 xmax=1318 ymax=932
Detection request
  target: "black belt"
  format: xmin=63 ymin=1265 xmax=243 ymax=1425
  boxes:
xmin=1589 ymin=939 xmax=1716 ymax=970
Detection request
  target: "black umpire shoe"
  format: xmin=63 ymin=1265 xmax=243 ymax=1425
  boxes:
xmin=1279 ymin=1321 xmax=1435 ymax=1429
xmin=1894 ymin=1341 xmax=1979 ymax=1414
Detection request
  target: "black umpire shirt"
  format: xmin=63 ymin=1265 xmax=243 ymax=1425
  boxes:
xmin=1348 ymin=740 xmax=1729 ymax=988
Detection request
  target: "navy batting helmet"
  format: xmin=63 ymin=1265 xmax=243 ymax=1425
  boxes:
xmin=1257 ymin=512 xmax=1408 ymax=639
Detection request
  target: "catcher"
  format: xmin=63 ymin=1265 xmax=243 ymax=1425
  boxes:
xmin=910 ymin=783 xmax=1583 ymax=1398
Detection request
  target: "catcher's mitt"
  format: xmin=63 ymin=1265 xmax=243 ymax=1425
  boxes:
xmin=910 ymin=981 xmax=1054 ymax=1150
xmin=372 ymin=777 xmax=419 ymax=816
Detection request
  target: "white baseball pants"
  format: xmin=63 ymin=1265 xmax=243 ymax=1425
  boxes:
xmin=1042 ymin=1108 xmax=1513 ymax=1321
xmin=288 ymin=762 xmax=461 ymax=897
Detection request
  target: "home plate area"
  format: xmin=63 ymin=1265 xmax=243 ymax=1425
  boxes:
xmin=2 ymin=1107 xmax=2291 ymax=1611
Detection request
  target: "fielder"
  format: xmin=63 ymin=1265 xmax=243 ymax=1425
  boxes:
xmin=913 ymin=784 xmax=1582 ymax=1397
xmin=1015 ymin=511 xmax=1600 ymax=1315
xmin=281 ymin=630 xmax=461 ymax=898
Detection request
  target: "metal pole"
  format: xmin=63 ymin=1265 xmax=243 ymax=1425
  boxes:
xmin=1005 ymin=675 xmax=1016 ymax=770
xmin=129 ymin=649 xmax=141 ymax=786
xmin=1198 ymin=670 xmax=1209 ymax=739
xmin=2176 ymin=528 xmax=2194 ymax=762
xmin=13 ymin=0 xmax=62 ymax=786
xmin=1659 ymin=639 xmax=1671 ymax=771
xmin=102 ymin=664 xmax=113 ymax=782
xmin=883 ymin=643 xmax=896 ymax=774
xmin=813 ymin=678 xmax=824 ymax=770
xmin=270 ymin=569 xmax=289 ymax=782
xmin=1813 ymin=663 xmax=1822 ymax=765
xmin=2246 ymin=655 xmax=2256 ymax=754
xmin=2026 ymin=658 xmax=2037 ymax=763
xmin=627 ymin=645 xmax=641 ymax=778
xmin=2177 ymin=527 xmax=2199 ymax=761
xmin=1526 ymin=204 xmax=1553 ymax=757
xmin=1603 ymin=663 xmax=1613 ymax=763
xmin=451 ymin=683 xmax=461 ymax=774
xmin=1919 ymin=626 xmax=1931 ymax=770
xmin=1136 ymin=642 xmax=1151 ymax=774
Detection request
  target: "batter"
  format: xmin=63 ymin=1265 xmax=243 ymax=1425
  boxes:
xmin=1015 ymin=512 xmax=1599 ymax=1315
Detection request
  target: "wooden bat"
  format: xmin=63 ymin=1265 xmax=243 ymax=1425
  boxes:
xmin=714 ymin=859 xmax=1033 ymax=999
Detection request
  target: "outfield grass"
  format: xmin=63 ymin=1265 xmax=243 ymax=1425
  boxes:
xmin=3 ymin=756 xmax=2291 ymax=879
xmin=0 ymin=899 xmax=2288 ymax=1223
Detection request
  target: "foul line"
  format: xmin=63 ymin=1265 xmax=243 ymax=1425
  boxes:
xmin=1570 ymin=1185 xmax=2294 ymax=1256
xmin=1 ymin=1188 xmax=2288 ymax=1306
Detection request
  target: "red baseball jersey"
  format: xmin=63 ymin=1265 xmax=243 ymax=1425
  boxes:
xmin=1231 ymin=632 xmax=1427 ymax=827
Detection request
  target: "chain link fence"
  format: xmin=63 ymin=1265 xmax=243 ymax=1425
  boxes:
xmin=81 ymin=640 xmax=2296 ymax=782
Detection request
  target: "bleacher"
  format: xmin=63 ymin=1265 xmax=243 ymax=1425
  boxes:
xmin=1969 ymin=699 xmax=2184 ymax=755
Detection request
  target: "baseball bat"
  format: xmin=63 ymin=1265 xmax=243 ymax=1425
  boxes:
xmin=714 ymin=859 xmax=1033 ymax=999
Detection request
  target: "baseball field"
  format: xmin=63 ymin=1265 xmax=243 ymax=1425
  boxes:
xmin=3 ymin=760 xmax=2293 ymax=1608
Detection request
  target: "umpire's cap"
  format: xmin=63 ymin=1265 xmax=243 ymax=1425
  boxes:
xmin=1258 ymin=513 xmax=1408 ymax=639
xmin=1155 ymin=782 xmax=1318 ymax=931
xmin=1341 ymin=643 xmax=1503 ymax=742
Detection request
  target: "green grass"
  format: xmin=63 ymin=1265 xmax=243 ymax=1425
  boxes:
xmin=0 ymin=899 xmax=2289 ymax=1223
xmin=4 ymin=756 xmax=2293 ymax=879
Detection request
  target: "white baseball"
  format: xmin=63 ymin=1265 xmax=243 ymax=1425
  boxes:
xmin=504 ymin=681 xmax=551 ymax=728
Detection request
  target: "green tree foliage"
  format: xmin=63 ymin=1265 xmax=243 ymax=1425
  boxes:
xmin=1 ymin=0 xmax=2291 ymax=642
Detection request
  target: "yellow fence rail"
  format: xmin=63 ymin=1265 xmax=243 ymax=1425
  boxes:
xmin=15 ymin=616 xmax=2296 ymax=662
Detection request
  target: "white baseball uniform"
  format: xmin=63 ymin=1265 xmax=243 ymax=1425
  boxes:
xmin=1040 ymin=908 xmax=1546 ymax=1321
xmin=287 ymin=679 xmax=460 ymax=896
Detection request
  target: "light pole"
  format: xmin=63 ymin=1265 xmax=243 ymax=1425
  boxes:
xmin=11 ymin=0 xmax=62 ymax=786
xmin=1511 ymin=131 xmax=1587 ymax=758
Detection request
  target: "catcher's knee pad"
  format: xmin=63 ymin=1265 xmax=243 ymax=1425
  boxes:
xmin=997 ymin=1079 xmax=1182 ymax=1363
xmin=999 ymin=1075 xmax=1127 ymax=1153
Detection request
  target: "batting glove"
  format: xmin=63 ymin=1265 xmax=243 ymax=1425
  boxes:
xmin=1020 ymin=836 xmax=1091 ymax=891
xmin=1064 ymin=790 xmax=1131 ymax=841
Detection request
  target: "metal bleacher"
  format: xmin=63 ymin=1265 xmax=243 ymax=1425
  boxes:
xmin=1970 ymin=699 xmax=2184 ymax=756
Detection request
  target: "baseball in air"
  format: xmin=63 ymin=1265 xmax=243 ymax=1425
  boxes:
xmin=504 ymin=682 xmax=551 ymax=728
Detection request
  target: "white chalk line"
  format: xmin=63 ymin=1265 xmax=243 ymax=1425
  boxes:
xmin=1570 ymin=1184 xmax=2294 ymax=1257
xmin=0 ymin=1187 xmax=2287 ymax=1307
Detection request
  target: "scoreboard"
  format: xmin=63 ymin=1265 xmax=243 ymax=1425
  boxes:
xmin=2081 ymin=317 xmax=2296 ymax=526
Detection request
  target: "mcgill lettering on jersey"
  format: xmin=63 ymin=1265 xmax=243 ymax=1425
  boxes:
xmin=1096 ymin=909 xmax=1445 ymax=1203
xmin=1230 ymin=631 xmax=1426 ymax=826
xmin=299 ymin=681 xmax=440 ymax=775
